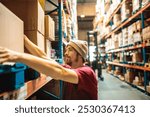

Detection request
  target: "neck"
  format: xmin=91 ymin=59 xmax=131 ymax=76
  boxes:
xmin=71 ymin=61 xmax=84 ymax=69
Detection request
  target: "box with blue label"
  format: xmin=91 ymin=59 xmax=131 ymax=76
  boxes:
xmin=0 ymin=63 xmax=26 ymax=92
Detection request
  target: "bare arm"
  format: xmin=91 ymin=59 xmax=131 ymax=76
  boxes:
xmin=0 ymin=47 xmax=78 ymax=84
xmin=24 ymin=35 xmax=48 ymax=59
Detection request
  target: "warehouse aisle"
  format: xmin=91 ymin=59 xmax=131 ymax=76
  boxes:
xmin=98 ymin=70 xmax=150 ymax=100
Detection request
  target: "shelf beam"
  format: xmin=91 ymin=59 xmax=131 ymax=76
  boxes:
xmin=106 ymin=61 xmax=150 ymax=71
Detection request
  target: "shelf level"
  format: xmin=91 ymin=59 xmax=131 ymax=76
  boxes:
xmin=106 ymin=61 xmax=150 ymax=71
xmin=0 ymin=75 xmax=52 ymax=100
xmin=25 ymin=75 xmax=52 ymax=99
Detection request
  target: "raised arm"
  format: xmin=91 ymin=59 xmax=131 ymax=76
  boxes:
xmin=24 ymin=35 xmax=47 ymax=59
xmin=0 ymin=47 xmax=78 ymax=84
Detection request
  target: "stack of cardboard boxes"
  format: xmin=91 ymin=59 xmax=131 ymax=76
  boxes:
xmin=1 ymin=0 xmax=55 ymax=58
xmin=121 ymin=0 xmax=132 ymax=22
xmin=1 ymin=0 xmax=45 ymax=52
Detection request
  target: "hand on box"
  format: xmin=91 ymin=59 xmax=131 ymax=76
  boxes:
xmin=0 ymin=47 xmax=21 ymax=64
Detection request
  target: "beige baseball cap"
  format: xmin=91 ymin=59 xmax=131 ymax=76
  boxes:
xmin=67 ymin=40 xmax=88 ymax=61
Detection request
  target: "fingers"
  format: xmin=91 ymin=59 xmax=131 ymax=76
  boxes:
xmin=0 ymin=58 xmax=9 ymax=64
xmin=0 ymin=47 xmax=9 ymax=64
xmin=0 ymin=53 xmax=9 ymax=58
xmin=0 ymin=47 xmax=7 ymax=53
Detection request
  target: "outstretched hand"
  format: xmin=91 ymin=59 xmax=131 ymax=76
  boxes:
xmin=0 ymin=47 xmax=21 ymax=64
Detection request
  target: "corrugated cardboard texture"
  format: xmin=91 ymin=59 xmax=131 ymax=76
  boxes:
xmin=0 ymin=3 xmax=24 ymax=53
xmin=1 ymin=0 xmax=44 ymax=35
xmin=25 ymin=30 xmax=45 ymax=52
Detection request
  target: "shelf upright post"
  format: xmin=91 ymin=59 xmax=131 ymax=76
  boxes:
xmin=87 ymin=32 xmax=91 ymax=66
xmin=94 ymin=31 xmax=99 ymax=70
xmin=141 ymin=12 xmax=147 ymax=93
xmin=44 ymin=0 xmax=63 ymax=100
xmin=58 ymin=0 xmax=63 ymax=99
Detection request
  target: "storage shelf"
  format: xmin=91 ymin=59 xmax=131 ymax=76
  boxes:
xmin=0 ymin=75 xmax=52 ymax=100
xmin=104 ymin=2 xmax=150 ymax=39
xmin=25 ymin=75 xmax=52 ymax=99
xmin=107 ymin=42 xmax=150 ymax=54
xmin=106 ymin=61 xmax=150 ymax=71
xmin=107 ymin=44 xmax=143 ymax=53
xmin=108 ymin=72 xmax=146 ymax=92
xmin=105 ymin=0 xmax=126 ymax=26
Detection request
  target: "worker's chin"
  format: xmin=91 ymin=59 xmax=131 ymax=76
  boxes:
xmin=65 ymin=60 xmax=72 ymax=65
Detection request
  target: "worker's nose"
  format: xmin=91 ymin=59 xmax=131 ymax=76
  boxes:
xmin=64 ymin=50 xmax=68 ymax=56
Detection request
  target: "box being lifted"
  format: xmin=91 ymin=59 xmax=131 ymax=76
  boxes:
xmin=0 ymin=3 xmax=24 ymax=53
xmin=1 ymin=0 xmax=44 ymax=35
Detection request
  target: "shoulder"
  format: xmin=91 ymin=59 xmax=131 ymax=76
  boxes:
xmin=74 ymin=65 xmax=95 ymax=77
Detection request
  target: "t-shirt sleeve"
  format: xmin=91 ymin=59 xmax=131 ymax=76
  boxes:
xmin=73 ymin=67 xmax=97 ymax=93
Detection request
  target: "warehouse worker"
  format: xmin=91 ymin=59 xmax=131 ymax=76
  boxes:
xmin=0 ymin=35 xmax=98 ymax=100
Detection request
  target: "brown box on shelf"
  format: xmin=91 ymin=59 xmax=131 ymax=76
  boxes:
xmin=114 ymin=70 xmax=121 ymax=76
xmin=133 ymin=80 xmax=143 ymax=86
xmin=146 ymin=86 xmax=150 ymax=93
xmin=41 ymin=79 xmax=60 ymax=97
xmin=107 ymin=65 xmax=112 ymax=72
xmin=1 ymin=0 xmax=44 ymax=35
xmin=133 ymin=80 xmax=140 ymax=86
xmin=0 ymin=3 xmax=24 ymax=53
xmin=114 ymin=40 xmax=119 ymax=49
xmin=113 ymin=14 xmax=121 ymax=27
xmin=119 ymin=75 xmax=125 ymax=81
xmin=45 ymin=15 xmax=55 ymax=41
xmin=25 ymin=30 xmax=45 ymax=52
xmin=121 ymin=1 xmax=132 ymax=21
xmin=132 ymin=52 xmax=143 ymax=62
xmin=125 ymin=71 xmax=135 ymax=83
xmin=142 ymin=0 xmax=150 ymax=7
xmin=132 ymin=0 xmax=140 ymax=12
xmin=136 ymin=21 xmax=142 ymax=32
xmin=133 ymin=32 xmax=142 ymax=43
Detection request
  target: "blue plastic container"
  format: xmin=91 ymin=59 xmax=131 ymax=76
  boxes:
xmin=0 ymin=63 xmax=26 ymax=92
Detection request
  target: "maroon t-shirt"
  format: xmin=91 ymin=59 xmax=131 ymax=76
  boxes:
xmin=62 ymin=65 xmax=98 ymax=100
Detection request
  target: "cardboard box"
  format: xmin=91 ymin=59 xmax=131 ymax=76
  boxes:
xmin=25 ymin=31 xmax=45 ymax=52
xmin=132 ymin=0 xmax=140 ymax=12
xmin=1 ymin=0 xmax=44 ymax=35
xmin=0 ymin=3 xmax=24 ymax=53
xmin=132 ymin=52 xmax=142 ymax=62
xmin=125 ymin=70 xmax=135 ymax=83
xmin=45 ymin=15 xmax=55 ymax=41
xmin=41 ymin=79 xmax=60 ymax=97
xmin=147 ymin=86 xmax=150 ymax=93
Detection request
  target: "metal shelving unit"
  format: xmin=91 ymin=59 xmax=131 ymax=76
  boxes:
xmin=42 ymin=0 xmax=64 ymax=100
xmin=104 ymin=1 xmax=150 ymax=94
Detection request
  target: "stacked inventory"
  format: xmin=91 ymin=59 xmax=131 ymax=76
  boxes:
xmin=94 ymin=0 xmax=150 ymax=94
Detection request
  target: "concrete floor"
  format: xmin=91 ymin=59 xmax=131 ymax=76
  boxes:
xmin=98 ymin=70 xmax=150 ymax=100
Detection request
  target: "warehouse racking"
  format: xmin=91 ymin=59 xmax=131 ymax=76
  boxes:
xmin=95 ymin=0 xmax=150 ymax=94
